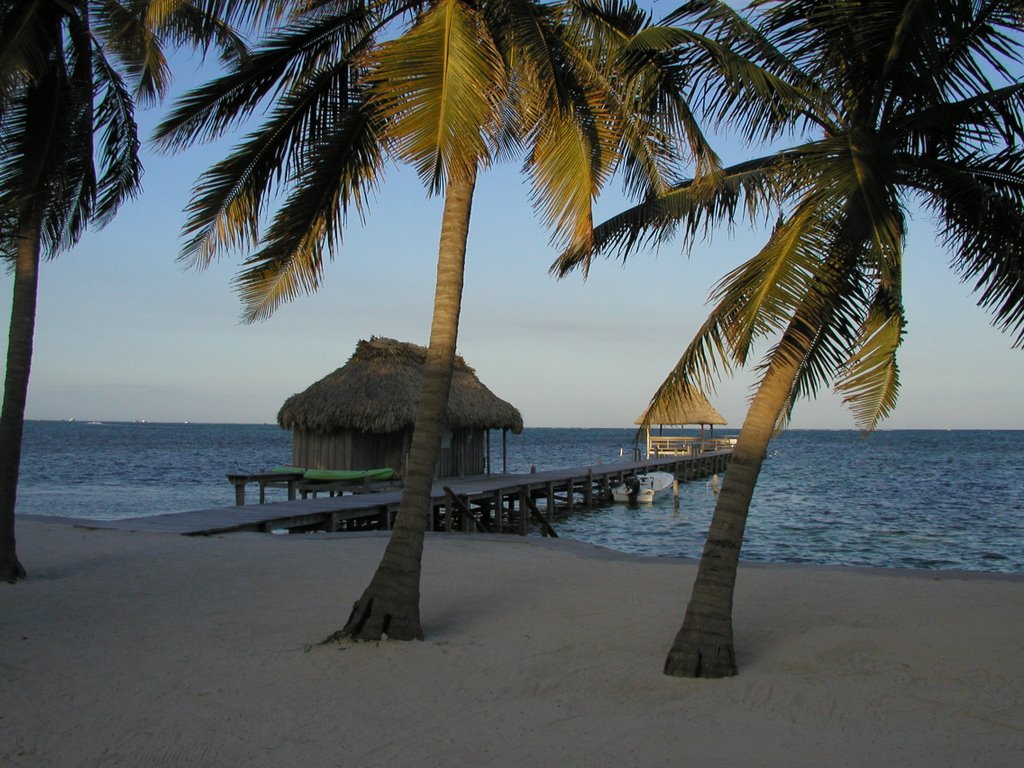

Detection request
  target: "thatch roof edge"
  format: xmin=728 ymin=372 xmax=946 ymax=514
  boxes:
xmin=278 ymin=337 xmax=523 ymax=434
xmin=634 ymin=386 xmax=727 ymax=427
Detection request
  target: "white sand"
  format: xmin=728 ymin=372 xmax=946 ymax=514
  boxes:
xmin=2 ymin=517 xmax=1022 ymax=768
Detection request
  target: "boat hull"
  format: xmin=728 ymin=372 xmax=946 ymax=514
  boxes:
xmin=611 ymin=472 xmax=676 ymax=503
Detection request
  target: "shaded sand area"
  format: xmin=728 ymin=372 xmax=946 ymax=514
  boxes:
xmin=2 ymin=517 xmax=1022 ymax=767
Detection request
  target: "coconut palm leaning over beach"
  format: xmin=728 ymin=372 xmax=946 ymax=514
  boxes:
xmin=154 ymin=0 xmax=705 ymax=640
xmin=556 ymin=0 xmax=1024 ymax=677
xmin=0 ymin=1 xmax=245 ymax=584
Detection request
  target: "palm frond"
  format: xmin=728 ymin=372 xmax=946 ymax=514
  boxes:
xmin=528 ymin=101 xmax=612 ymax=252
xmin=368 ymin=0 xmax=505 ymax=192
xmin=486 ymin=0 xmax=569 ymax=113
xmin=922 ymin=0 xmax=1024 ymax=102
xmin=768 ymin=145 xmax=905 ymax=422
xmin=140 ymin=0 xmax=250 ymax=66
xmin=776 ymin=132 xmax=906 ymax=265
xmin=606 ymin=26 xmax=716 ymax=192
xmin=176 ymin=0 xmax=302 ymax=30
xmin=0 ymin=85 xmax=34 ymax=212
xmin=643 ymin=299 xmax=741 ymax=421
xmin=93 ymin=0 xmax=173 ymax=105
xmin=153 ymin=9 xmax=372 ymax=151
xmin=0 ymin=0 xmax=63 ymax=94
xmin=629 ymin=21 xmax=825 ymax=143
xmin=753 ymin=234 xmax=875 ymax=427
xmin=96 ymin=0 xmax=249 ymax=106
xmin=233 ymin=102 xmax=387 ymax=322
xmin=3 ymin=62 xmax=94 ymax=259
xmin=895 ymin=82 xmax=1024 ymax=155
xmin=552 ymin=153 xmax=782 ymax=277
xmin=834 ymin=298 xmax=904 ymax=430
xmin=6 ymin=12 xmax=102 ymax=260
xmin=178 ymin=62 xmax=366 ymax=267
xmin=91 ymin=46 xmax=143 ymax=226
xmin=920 ymin=148 xmax=1024 ymax=346
xmin=710 ymin=201 xmax=839 ymax=361
xmin=662 ymin=0 xmax=811 ymax=90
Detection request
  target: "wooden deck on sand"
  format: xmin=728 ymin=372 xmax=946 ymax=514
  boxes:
xmin=78 ymin=452 xmax=732 ymax=537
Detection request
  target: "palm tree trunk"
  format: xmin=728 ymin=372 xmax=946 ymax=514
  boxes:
xmin=0 ymin=215 xmax=42 ymax=583
xmin=331 ymin=164 xmax=478 ymax=642
xmin=663 ymin=351 xmax=802 ymax=677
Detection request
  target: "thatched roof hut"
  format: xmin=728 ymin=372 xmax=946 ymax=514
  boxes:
xmin=278 ymin=337 xmax=522 ymax=478
xmin=633 ymin=388 xmax=727 ymax=428
xmin=634 ymin=386 xmax=728 ymax=457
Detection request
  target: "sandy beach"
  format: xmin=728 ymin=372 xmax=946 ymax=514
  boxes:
xmin=2 ymin=517 xmax=1022 ymax=767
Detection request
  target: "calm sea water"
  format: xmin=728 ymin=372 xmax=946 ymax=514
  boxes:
xmin=14 ymin=421 xmax=1024 ymax=573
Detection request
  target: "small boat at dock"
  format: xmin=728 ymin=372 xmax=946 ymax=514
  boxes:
xmin=611 ymin=472 xmax=676 ymax=503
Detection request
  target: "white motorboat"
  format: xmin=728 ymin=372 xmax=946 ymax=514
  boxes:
xmin=611 ymin=471 xmax=676 ymax=503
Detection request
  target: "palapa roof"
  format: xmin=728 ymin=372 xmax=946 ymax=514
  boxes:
xmin=278 ymin=337 xmax=523 ymax=434
xmin=634 ymin=387 xmax=727 ymax=427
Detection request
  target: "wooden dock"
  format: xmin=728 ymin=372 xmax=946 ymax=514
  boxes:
xmin=78 ymin=451 xmax=731 ymax=537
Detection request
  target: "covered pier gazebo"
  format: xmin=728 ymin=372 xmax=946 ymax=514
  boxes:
xmin=635 ymin=387 xmax=729 ymax=457
xmin=277 ymin=337 xmax=523 ymax=479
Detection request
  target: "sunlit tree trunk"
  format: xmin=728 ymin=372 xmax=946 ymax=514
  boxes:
xmin=332 ymin=164 xmax=478 ymax=641
xmin=0 ymin=214 xmax=43 ymax=583
xmin=663 ymin=350 xmax=802 ymax=677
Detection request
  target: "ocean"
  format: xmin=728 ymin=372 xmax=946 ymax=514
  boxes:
xmin=14 ymin=421 xmax=1024 ymax=574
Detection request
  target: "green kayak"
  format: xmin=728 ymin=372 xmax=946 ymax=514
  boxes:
xmin=300 ymin=467 xmax=395 ymax=482
xmin=269 ymin=466 xmax=394 ymax=482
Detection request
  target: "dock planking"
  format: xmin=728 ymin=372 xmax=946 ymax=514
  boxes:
xmin=78 ymin=493 xmax=401 ymax=536
xmin=77 ymin=452 xmax=732 ymax=537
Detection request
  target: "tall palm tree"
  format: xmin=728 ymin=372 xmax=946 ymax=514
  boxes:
xmin=555 ymin=0 xmax=1024 ymax=677
xmin=0 ymin=1 xmax=245 ymax=583
xmin=154 ymin=0 xmax=702 ymax=640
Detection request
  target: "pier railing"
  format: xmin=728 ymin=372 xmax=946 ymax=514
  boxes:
xmin=647 ymin=435 xmax=737 ymax=456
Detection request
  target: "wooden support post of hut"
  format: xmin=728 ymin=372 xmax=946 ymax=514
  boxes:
xmin=277 ymin=337 xmax=523 ymax=480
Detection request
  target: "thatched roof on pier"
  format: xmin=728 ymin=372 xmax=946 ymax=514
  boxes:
xmin=634 ymin=387 xmax=727 ymax=427
xmin=278 ymin=337 xmax=523 ymax=434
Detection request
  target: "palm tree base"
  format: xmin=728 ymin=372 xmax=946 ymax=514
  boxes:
xmin=325 ymin=593 xmax=424 ymax=643
xmin=663 ymin=630 xmax=737 ymax=678
xmin=1 ymin=555 xmax=26 ymax=584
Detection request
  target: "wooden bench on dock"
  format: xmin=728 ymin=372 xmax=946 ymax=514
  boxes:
xmin=227 ymin=467 xmax=398 ymax=505
xmin=226 ymin=471 xmax=304 ymax=506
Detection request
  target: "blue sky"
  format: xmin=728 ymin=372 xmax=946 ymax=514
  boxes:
xmin=3 ymin=8 xmax=1023 ymax=430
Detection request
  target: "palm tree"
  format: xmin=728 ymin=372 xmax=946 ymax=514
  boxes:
xmin=154 ymin=0 xmax=703 ymax=640
xmin=0 ymin=1 xmax=245 ymax=583
xmin=555 ymin=0 xmax=1024 ymax=677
